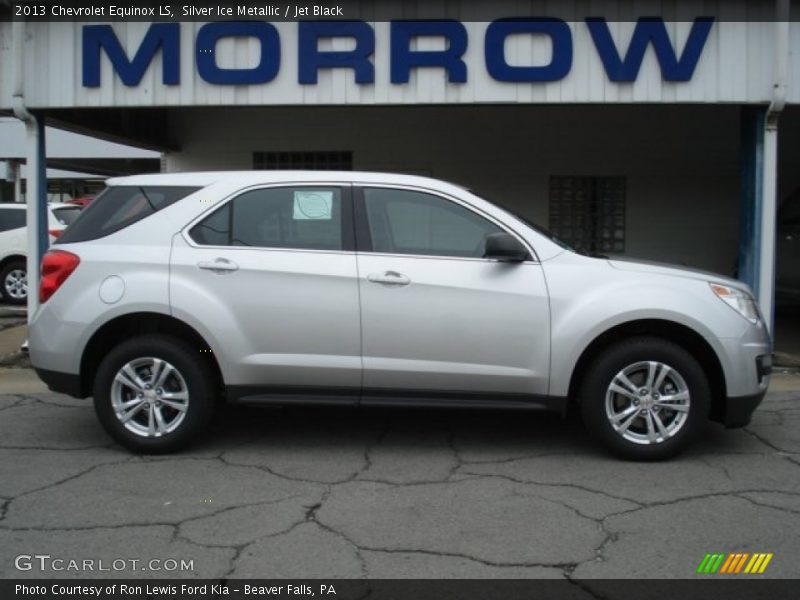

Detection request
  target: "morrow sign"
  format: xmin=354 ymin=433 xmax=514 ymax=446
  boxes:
xmin=82 ymin=18 xmax=715 ymax=88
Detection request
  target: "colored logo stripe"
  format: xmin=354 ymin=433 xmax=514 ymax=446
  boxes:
xmin=697 ymin=553 xmax=725 ymax=573
xmin=720 ymin=553 xmax=748 ymax=573
xmin=698 ymin=553 xmax=773 ymax=574
xmin=745 ymin=553 xmax=774 ymax=574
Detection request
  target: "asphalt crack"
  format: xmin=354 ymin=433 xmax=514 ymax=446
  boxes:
xmin=460 ymin=471 xmax=646 ymax=509
xmin=0 ymin=395 xmax=29 ymax=412
xmin=742 ymin=427 xmax=800 ymax=459
xmin=2 ymin=456 xmax=133 ymax=510
xmin=734 ymin=492 xmax=800 ymax=517
xmin=2 ymin=393 xmax=92 ymax=409
xmin=218 ymin=454 xmax=351 ymax=485
xmin=356 ymin=545 xmax=578 ymax=571
xmin=304 ymin=486 xmax=369 ymax=579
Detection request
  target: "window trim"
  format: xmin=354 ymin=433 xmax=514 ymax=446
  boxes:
xmin=353 ymin=184 xmax=538 ymax=263
xmin=182 ymin=183 xmax=355 ymax=254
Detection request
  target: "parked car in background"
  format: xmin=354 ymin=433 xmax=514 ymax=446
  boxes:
xmin=67 ymin=195 xmax=96 ymax=208
xmin=28 ymin=172 xmax=771 ymax=459
xmin=0 ymin=202 xmax=83 ymax=304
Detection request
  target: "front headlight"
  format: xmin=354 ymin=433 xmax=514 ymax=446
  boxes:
xmin=709 ymin=283 xmax=761 ymax=324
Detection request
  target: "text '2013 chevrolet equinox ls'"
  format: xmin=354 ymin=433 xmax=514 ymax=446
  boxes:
xmin=28 ymin=172 xmax=771 ymax=460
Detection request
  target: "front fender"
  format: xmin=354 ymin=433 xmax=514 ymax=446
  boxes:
xmin=543 ymin=257 xmax=747 ymax=398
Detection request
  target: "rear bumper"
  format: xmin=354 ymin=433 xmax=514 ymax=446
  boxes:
xmin=34 ymin=367 xmax=86 ymax=398
xmin=722 ymin=390 xmax=767 ymax=428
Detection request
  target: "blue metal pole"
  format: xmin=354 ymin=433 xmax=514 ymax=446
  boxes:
xmin=738 ymin=106 xmax=766 ymax=296
xmin=35 ymin=117 xmax=48 ymax=261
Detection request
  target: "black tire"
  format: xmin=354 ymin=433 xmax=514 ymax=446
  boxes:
xmin=579 ymin=337 xmax=710 ymax=461
xmin=0 ymin=259 xmax=27 ymax=305
xmin=93 ymin=334 xmax=216 ymax=453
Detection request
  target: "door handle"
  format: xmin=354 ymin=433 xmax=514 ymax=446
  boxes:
xmin=197 ymin=258 xmax=239 ymax=273
xmin=367 ymin=271 xmax=411 ymax=286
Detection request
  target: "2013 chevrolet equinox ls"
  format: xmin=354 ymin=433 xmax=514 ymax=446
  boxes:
xmin=28 ymin=172 xmax=771 ymax=459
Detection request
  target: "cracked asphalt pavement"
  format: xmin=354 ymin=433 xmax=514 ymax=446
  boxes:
xmin=0 ymin=369 xmax=799 ymax=580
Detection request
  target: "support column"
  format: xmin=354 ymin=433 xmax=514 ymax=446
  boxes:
xmin=738 ymin=106 xmax=779 ymax=334
xmin=24 ymin=116 xmax=48 ymax=319
xmin=759 ymin=114 xmax=779 ymax=334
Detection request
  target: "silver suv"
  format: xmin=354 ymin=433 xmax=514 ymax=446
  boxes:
xmin=29 ymin=172 xmax=771 ymax=459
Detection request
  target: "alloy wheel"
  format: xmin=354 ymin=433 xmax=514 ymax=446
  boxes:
xmin=110 ymin=357 xmax=190 ymax=438
xmin=4 ymin=268 xmax=27 ymax=300
xmin=604 ymin=360 xmax=690 ymax=445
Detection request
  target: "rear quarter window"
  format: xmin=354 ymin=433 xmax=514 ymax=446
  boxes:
xmin=56 ymin=186 xmax=201 ymax=244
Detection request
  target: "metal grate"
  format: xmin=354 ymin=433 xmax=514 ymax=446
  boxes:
xmin=549 ymin=176 xmax=626 ymax=254
xmin=253 ymin=151 xmax=353 ymax=171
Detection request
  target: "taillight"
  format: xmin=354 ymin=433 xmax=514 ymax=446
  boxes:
xmin=49 ymin=229 xmax=63 ymax=238
xmin=40 ymin=250 xmax=80 ymax=303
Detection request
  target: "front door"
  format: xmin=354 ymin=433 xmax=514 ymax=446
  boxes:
xmin=355 ymin=186 xmax=550 ymax=398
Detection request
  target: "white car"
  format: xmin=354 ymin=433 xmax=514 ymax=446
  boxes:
xmin=0 ymin=202 xmax=83 ymax=304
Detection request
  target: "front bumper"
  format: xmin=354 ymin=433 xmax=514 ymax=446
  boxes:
xmin=722 ymin=389 xmax=767 ymax=428
xmin=720 ymin=353 xmax=771 ymax=427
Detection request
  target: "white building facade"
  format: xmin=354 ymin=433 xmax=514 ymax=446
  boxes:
xmin=0 ymin=0 xmax=797 ymax=326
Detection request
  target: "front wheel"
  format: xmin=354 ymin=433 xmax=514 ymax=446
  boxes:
xmin=93 ymin=335 xmax=216 ymax=453
xmin=579 ymin=337 xmax=710 ymax=460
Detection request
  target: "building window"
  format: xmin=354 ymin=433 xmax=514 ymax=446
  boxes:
xmin=549 ymin=176 xmax=626 ymax=254
xmin=253 ymin=151 xmax=353 ymax=171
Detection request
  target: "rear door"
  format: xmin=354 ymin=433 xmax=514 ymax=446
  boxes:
xmin=354 ymin=186 xmax=550 ymax=399
xmin=170 ymin=184 xmax=362 ymax=391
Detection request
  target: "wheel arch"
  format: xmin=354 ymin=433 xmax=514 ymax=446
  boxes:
xmin=566 ymin=319 xmax=727 ymax=423
xmin=0 ymin=253 xmax=26 ymax=271
xmin=79 ymin=312 xmax=224 ymax=399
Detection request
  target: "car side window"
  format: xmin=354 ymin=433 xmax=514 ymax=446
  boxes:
xmin=0 ymin=209 xmax=26 ymax=233
xmin=363 ymin=188 xmax=503 ymax=258
xmin=190 ymin=187 xmax=344 ymax=251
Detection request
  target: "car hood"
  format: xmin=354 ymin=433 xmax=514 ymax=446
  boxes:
xmin=607 ymin=256 xmax=749 ymax=292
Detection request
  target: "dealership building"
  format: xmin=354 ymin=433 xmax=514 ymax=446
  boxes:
xmin=0 ymin=1 xmax=798 ymax=343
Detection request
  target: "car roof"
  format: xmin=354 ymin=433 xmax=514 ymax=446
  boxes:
xmin=106 ymin=171 xmax=468 ymax=194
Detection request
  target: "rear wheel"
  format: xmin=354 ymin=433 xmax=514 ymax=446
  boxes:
xmin=0 ymin=259 xmax=27 ymax=305
xmin=93 ymin=335 xmax=215 ymax=453
xmin=579 ymin=337 xmax=710 ymax=460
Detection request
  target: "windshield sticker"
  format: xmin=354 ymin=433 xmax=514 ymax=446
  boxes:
xmin=293 ymin=191 xmax=333 ymax=220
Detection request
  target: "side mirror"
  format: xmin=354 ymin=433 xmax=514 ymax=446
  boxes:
xmin=484 ymin=232 xmax=529 ymax=262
